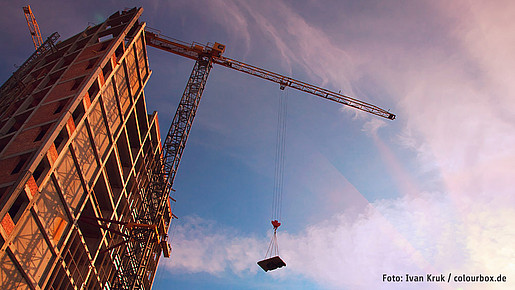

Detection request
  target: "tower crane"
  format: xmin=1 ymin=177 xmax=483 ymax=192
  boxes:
xmin=22 ymin=5 xmax=44 ymax=50
xmin=131 ymin=23 xmax=396 ymax=282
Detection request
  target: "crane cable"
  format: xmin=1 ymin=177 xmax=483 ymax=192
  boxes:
xmin=272 ymin=88 xmax=288 ymax=221
xmin=266 ymin=88 xmax=288 ymax=258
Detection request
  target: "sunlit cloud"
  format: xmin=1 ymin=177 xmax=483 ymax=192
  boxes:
xmin=163 ymin=189 xmax=486 ymax=289
xmin=163 ymin=216 xmax=263 ymax=275
xmin=202 ymin=0 xmax=357 ymax=94
xmin=362 ymin=119 xmax=386 ymax=136
xmin=201 ymin=0 xmax=252 ymax=55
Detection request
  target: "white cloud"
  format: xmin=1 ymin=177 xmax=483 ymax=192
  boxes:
xmin=163 ymin=191 xmax=515 ymax=289
xmin=162 ymin=216 xmax=263 ymax=276
xmin=361 ymin=118 xmax=386 ymax=136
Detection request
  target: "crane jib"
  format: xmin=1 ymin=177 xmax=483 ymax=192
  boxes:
xmin=213 ymin=57 xmax=396 ymax=120
xmin=145 ymin=30 xmax=395 ymax=120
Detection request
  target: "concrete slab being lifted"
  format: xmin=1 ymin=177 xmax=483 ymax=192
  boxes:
xmin=257 ymin=256 xmax=286 ymax=272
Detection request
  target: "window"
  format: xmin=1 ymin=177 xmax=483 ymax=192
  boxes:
xmin=71 ymin=77 xmax=85 ymax=91
xmin=86 ymin=58 xmax=97 ymax=70
xmin=8 ymin=192 xmax=29 ymax=224
xmin=11 ymin=155 xmax=28 ymax=175
xmin=54 ymin=127 xmax=69 ymax=153
xmin=33 ymin=158 xmax=50 ymax=185
xmin=88 ymin=80 xmax=100 ymax=100
xmin=54 ymin=100 xmax=68 ymax=114
xmin=72 ymin=102 xmax=85 ymax=124
xmin=34 ymin=125 xmax=50 ymax=142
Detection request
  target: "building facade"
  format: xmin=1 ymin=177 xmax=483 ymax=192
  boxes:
xmin=0 ymin=8 xmax=171 ymax=289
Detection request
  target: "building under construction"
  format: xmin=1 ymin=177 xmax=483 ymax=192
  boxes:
xmin=0 ymin=8 xmax=172 ymax=289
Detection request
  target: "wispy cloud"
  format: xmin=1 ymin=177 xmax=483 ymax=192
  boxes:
xmin=197 ymin=0 xmax=358 ymax=97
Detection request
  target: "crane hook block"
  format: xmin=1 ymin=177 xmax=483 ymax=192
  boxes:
xmin=271 ymin=220 xmax=281 ymax=229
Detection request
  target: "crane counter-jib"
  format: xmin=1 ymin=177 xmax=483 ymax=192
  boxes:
xmin=144 ymin=29 xmax=396 ymax=120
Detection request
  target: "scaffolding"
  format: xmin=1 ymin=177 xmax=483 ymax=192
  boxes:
xmin=0 ymin=8 xmax=171 ymax=289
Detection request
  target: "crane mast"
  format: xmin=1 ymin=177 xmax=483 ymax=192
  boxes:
xmin=160 ymin=55 xmax=214 ymax=199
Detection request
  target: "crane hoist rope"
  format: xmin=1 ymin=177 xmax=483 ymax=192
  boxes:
xmin=266 ymin=88 xmax=288 ymax=264
xmin=272 ymin=88 xmax=288 ymax=222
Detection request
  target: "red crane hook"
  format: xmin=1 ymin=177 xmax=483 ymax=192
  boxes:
xmin=271 ymin=220 xmax=281 ymax=231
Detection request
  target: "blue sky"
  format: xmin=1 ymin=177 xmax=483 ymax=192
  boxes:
xmin=1 ymin=1 xmax=515 ymax=289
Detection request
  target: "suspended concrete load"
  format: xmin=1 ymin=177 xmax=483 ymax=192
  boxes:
xmin=258 ymin=220 xmax=286 ymax=272
xmin=258 ymin=256 xmax=286 ymax=272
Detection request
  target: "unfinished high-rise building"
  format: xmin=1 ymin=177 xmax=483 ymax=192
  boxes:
xmin=0 ymin=8 xmax=172 ymax=289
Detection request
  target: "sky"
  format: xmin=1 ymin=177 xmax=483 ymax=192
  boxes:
xmin=1 ymin=0 xmax=515 ymax=289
